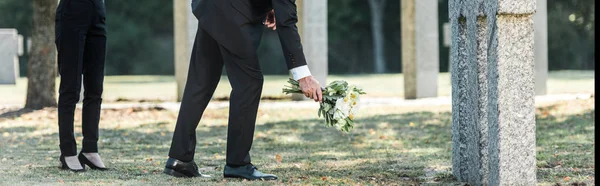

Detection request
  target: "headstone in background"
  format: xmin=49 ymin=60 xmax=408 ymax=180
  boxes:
xmin=534 ymin=0 xmax=548 ymax=95
xmin=401 ymin=0 xmax=439 ymax=100
xmin=173 ymin=0 xmax=198 ymax=101
xmin=450 ymin=0 xmax=537 ymax=185
xmin=0 ymin=29 xmax=20 ymax=85
xmin=27 ymin=37 xmax=32 ymax=54
xmin=292 ymin=0 xmax=329 ymax=101
xmin=17 ymin=34 xmax=24 ymax=56
xmin=443 ymin=22 xmax=451 ymax=72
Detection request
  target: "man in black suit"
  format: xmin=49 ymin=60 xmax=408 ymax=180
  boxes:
xmin=163 ymin=0 xmax=323 ymax=180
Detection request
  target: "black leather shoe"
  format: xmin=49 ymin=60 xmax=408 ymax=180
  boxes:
xmin=59 ymin=155 xmax=85 ymax=172
xmin=78 ymin=153 xmax=109 ymax=171
xmin=163 ymin=158 xmax=211 ymax=178
xmin=223 ymin=164 xmax=277 ymax=180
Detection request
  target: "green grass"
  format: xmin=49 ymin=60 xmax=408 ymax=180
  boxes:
xmin=0 ymin=70 xmax=594 ymax=104
xmin=0 ymin=97 xmax=594 ymax=185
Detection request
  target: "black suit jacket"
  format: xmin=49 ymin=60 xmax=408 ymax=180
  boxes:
xmin=192 ymin=0 xmax=307 ymax=70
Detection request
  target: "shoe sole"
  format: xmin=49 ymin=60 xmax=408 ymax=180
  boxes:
xmin=223 ymin=174 xmax=277 ymax=181
xmin=163 ymin=168 xmax=188 ymax=177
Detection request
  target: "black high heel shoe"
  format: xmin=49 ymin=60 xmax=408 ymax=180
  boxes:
xmin=78 ymin=153 xmax=109 ymax=171
xmin=59 ymin=155 xmax=85 ymax=172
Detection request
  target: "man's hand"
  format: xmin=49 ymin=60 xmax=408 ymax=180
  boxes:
xmin=298 ymin=76 xmax=322 ymax=102
xmin=264 ymin=9 xmax=276 ymax=30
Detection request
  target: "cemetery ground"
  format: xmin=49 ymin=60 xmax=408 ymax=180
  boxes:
xmin=0 ymin=71 xmax=595 ymax=185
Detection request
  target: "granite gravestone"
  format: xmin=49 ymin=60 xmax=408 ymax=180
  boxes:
xmin=401 ymin=0 xmax=439 ymax=99
xmin=292 ymin=0 xmax=328 ymax=101
xmin=450 ymin=0 xmax=536 ymax=185
xmin=0 ymin=29 xmax=20 ymax=85
xmin=534 ymin=0 xmax=548 ymax=95
xmin=173 ymin=0 xmax=198 ymax=101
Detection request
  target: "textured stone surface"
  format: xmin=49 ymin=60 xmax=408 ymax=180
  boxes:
xmin=497 ymin=0 xmax=536 ymax=14
xmin=534 ymin=0 xmax=547 ymax=95
xmin=475 ymin=17 xmax=489 ymax=185
xmin=401 ymin=0 xmax=439 ymax=99
xmin=488 ymin=14 xmax=536 ymax=186
xmin=450 ymin=0 xmax=536 ymax=185
xmin=173 ymin=0 xmax=197 ymax=101
xmin=292 ymin=0 xmax=328 ymax=101
xmin=0 ymin=29 xmax=19 ymax=84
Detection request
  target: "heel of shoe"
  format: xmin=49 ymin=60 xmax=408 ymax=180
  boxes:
xmin=59 ymin=155 xmax=85 ymax=172
xmin=78 ymin=153 xmax=109 ymax=171
xmin=163 ymin=168 xmax=188 ymax=177
xmin=59 ymin=156 xmax=68 ymax=170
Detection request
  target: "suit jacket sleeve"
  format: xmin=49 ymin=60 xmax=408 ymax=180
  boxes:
xmin=272 ymin=0 xmax=307 ymax=70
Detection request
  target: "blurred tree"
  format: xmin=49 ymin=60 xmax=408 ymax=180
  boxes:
xmin=327 ymin=0 xmax=400 ymax=74
xmin=547 ymin=0 xmax=595 ymax=70
xmin=0 ymin=0 xmax=594 ymax=76
xmin=368 ymin=0 xmax=387 ymax=73
xmin=25 ymin=0 xmax=56 ymax=109
xmin=103 ymin=0 xmax=174 ymax=75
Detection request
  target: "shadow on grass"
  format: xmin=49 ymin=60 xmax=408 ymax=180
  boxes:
xmin=0 ymin=111 xmax=457 ymax=185
xmin=0 ymin=104 xmax=594 ymax=185
xmin=0 ymin=108 xmax=35 ymax=120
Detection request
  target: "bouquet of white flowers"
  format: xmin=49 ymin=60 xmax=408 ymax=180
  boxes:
xmin=282 ymin=79 xmax=366 ymax=132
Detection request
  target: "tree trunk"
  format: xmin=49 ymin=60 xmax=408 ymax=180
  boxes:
xmin=368 ymin=0 xmax=387 ymax=73
xmin=25 ymin=0 xmax=57 ymax=109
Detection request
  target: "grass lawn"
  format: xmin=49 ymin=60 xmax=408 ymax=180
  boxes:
xmin=0 ymin=97 xmax=594 ymax=185
xmin=0 ymin=70 xmax=594 ymax=104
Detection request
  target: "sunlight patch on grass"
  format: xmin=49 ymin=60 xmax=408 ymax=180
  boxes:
xmin=0 ymin=98 xmax=594 ymax=185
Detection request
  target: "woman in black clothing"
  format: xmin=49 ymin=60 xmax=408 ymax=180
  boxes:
xmin=55 ymin=0 xmax=108 ymax=171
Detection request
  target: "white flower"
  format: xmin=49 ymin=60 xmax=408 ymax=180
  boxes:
xmin=335 ymin=98 xmax=348 ymax=113
xmin=333 ymin=108 xmax=346 ymax=120
xmin=350 ymin=104 xmax=361 ymax=116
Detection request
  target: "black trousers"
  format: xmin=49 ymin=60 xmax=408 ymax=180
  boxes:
xmin=56 ymin=0 xmax=106 ymax=156
xmin=168 ymin=22 xmax=265 ymax=166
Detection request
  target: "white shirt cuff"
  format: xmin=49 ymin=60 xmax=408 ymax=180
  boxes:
xmin=290 ymin=65 xmax=312 ymax=81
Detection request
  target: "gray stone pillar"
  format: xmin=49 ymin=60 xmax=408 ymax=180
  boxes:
xmin=534 ymin=0 xmax=547 ymax=95
xmin=401 ymin=0 xmax=439 ymax=100
xmin=450 ymin=0 xmax=536 ymax=185
xmin=0 ymin=29 xmax=20 ymax=85
xmin=174 ymin=0 xmax=198 ymax=101
xmin=292 ymin=0 xmax=328 ymax=101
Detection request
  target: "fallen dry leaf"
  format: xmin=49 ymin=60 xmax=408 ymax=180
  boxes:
xmin=563 ymin=176 xmax=571 ymax=181
xmin=409 ymin=122 xmax=415 ymax=127
xmin=275 ymin=154 xmax=282 ymax=163
xmin=321 ymin=176 xmax=327 ymax=181
xmin=542 ymin=110 xmax=549 ymax=117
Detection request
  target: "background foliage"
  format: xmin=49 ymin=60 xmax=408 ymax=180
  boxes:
xmin=0 ymin=0 xmax=594 ymax=76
